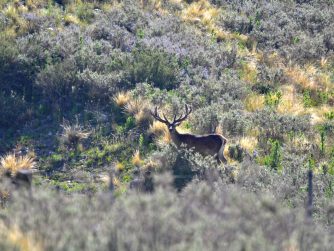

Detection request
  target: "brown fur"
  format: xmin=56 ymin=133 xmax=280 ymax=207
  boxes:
xmin=170 ymin=130 xmax=227 ymax=163
xmin=151 ymin=105 xmax=228 ymax=163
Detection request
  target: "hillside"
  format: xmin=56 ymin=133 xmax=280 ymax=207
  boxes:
xmin=0 ymin=0 xmax=334 ymax=250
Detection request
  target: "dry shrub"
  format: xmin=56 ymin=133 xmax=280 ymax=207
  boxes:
xmin=60 ymin=121 xmax=91 ymax=147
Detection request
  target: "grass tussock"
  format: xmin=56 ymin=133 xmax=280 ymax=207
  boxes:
xmin=0 ymin=223 xmax=43 ymax=251
xmin=148 ymin=121 xmax=168 ymax=136
xmin=132 ymin=150 xmax=144 ymax=167
xmin=182 ymin=0 xmax=218 ymax=28
xmin=113 ymin=92 xmax=131 ymax=107
xmin=0 ymin=153 xmax=35 ymax=176
xmin=277 ymin=85 xmax=304 ymax=115
xmin=60 ymin=122 xmax=91 ymax=148
xmin=239 ymin=136 xmax=258 ymax=154
xmin=244 ymin=93 xmax=265 ymax=112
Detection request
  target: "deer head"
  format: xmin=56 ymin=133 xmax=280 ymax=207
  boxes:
xmin=150 ymin=105 xmax=192 ymax=132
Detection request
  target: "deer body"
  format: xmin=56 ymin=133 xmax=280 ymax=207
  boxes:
xmin=151 ymin=105 xmax=227 ymax=163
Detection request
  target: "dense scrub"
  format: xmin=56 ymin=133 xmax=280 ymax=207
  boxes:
xmin=0 ymin=0 xmax=334 ymax=250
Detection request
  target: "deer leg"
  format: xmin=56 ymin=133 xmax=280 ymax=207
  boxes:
xmin=218 ymin=144 xmax=227 ymax=164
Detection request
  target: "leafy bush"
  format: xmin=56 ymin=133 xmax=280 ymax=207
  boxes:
xmin=263 ymin=139 xmax=282 ymax=171
xmin=124 ymin=48 xmax=181 ymax=90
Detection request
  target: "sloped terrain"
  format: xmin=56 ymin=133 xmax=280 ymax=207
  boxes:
xmin=0 ymin=0 xmax=334 ymax=250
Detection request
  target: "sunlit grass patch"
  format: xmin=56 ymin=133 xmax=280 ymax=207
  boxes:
xmin=0 ymin=223 xmax=43 ymax=251
xmin=181 ymin=0 xmax=218 ymax=29
xmin=64 ymin=13 xmax=81 ymax=26
xmin=60 ymin=121 xmax=91 ymax=148
xmin=239 ymin=60 xmax=258 ymax=84
xmin=308 ymin=105 xmax=333 ymax=125
xmin=157 ymin=130 xmax=171 ymax=146
xmin=123 ymin=98 xmax=152 ymax=125
xmin=134 ymin=108 xmax=151 ymax=124
xmin=277 ymin=85 xmax=304 ymax=115
xmin=0 ymin=153 xmax=35 ymax=176
xmin=132 ymin=150 xmax=144 ymax=167
xmin=148 ymin=121 xmax=167 ymax=136
xmin=244 ymin=93 xmax=265 ymax=112
xmin=113 ymin=91 xmax=131 ymax=107
xmin=239 ymin=136 xmax=258 ymax=154
xmin=115 ymin=162 xmax=125 ymax=172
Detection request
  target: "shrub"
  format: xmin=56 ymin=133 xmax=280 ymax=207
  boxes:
xmin=2 ymin=174 xmax=334 ymax=251
xmin=125 ymin=48 xmax=181 ymax=90
xmin=220 ymin=109 xmax=252 ymax=137
xmin=263 ymin=139 xmax=282 ymax=171
xmin=253 ymin=109 xmax=310 ymax=141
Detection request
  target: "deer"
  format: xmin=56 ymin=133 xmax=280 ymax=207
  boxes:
xmin=151 ymin=105 xmax=227 ymax=164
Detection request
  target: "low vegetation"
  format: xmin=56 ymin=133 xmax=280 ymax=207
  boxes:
xmin=0 ymin=0 xmax=334 ymax=250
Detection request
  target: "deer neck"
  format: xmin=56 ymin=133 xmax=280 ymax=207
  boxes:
xmin=169 ymin=128 xmax=183 ymax=146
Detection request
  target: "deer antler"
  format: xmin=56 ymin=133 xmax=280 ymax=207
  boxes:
xmin=151 ymin=105 xmax=192 ymax=126
xmin=173 ymin=104 xmax=192 ymax=124
xmin=150 ymin=107 xmax=170 ymax=124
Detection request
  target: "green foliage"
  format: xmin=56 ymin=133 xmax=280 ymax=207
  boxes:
xmin=126 ymin=48 xmax=180 ymax=90
xmin=325 ymin=111 xmax=334 ymax=120
xmin=264 ymin=139 xmax=282 ymax=171
xmin=228 ymin=144 xmax=244 ymax=162
xmin=265 ymin=91 xmax=282 ymax=108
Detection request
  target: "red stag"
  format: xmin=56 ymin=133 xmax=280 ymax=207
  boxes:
xmin=151 ymin=105 xmax=227 ymax=163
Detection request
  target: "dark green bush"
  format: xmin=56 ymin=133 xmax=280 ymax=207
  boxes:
xmin=125 ymin=48 xmax=181 ymax=90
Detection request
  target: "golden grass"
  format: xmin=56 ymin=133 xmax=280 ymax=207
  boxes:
xmin=124 ymin=98 xmax=152 ymax=124
xmin=285 ymin=66 xmax=312 ymax=89
xmin=240 ymin=60 xmax=258 ymax=84
xmin=239 ymin=136 xmax=258 ymax=154
xmin=244 ymin=93 xmax=265 ymax=112
xmin=113 ymin=91 xmax=130 ymax=107
xmin=148 ymin=121 xmax=168 ymax=136
xmin=124 ymin=99 xmax=142 ymax=114
xmin=157 ymin=130 xmax=171 ymax=146
xmin=0 ymin=153 xmax=35 ymax=176
xmin=308 ymin=105 xmax=333 ymax=125
xmin=0 ymin=223 xmax=43 ymax=251
xmin=320 ymin=57 xmax=328 ymax=69
xmin=132 ymin=150 xmax=143 ymax=166
xmin=286 ymin=132 xmax=311 ymax=151
xmin=115 ymin=162 xmax=125 ymax=172
xmin=61 ymin=122 xmax=91 ymax=146
xmin=223 ymin=143 xmax=233 ymax=164
xmin=277 ymin=85 xmax=304 ymax=115
xmin=64 ymin=13 xmax=81 ymax=26
xmin=181 ymin=0 xmax=218 ymax=29
xmin=134 ymin=108 xmax=151 ymax=124
xmin=142 ymin=159 xmax=160 ymax=171
xmin=316 ymin=72 xmax=332 ymax=91
xmin=112 ymin=176 xmax=121 ymax=187
xmin=98 ymin=173 xmax=110 ymax=185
